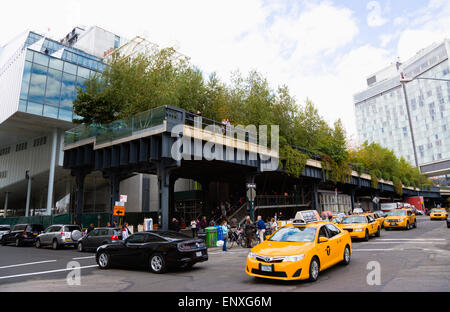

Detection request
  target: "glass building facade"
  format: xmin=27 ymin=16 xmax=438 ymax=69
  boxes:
xmin=355 ymin=41 xmax=450 ymax=166
xmin=18 ymin=32 xmax=105 ymax=122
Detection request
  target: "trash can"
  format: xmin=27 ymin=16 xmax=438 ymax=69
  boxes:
xmin=214 ymin=225 xmax=223 ymax=241
xmin=205 ymin=226 xmax=217 ymax=247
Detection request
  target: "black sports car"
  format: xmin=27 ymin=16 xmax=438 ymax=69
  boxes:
xmin=95 ymin=230 xmax=208 ymax=273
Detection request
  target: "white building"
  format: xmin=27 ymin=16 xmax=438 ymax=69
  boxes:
xmin=354 ymin=39 xmax=450 ymax=178
xmin=0 ymin=27 xmax=194 ymax=219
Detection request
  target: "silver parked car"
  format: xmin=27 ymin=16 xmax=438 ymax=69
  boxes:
xmin=35 ymin=224 xmax=82 ymax=249
xmin=0 ymin=225 xmax=11 ymax=240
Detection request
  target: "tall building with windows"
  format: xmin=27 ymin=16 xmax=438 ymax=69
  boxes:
xmin=354 ymin=40 xmax=450 ymax=179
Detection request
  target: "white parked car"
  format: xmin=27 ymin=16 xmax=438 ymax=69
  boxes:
xmin=0 ymin=225 xmax=10 ymax=240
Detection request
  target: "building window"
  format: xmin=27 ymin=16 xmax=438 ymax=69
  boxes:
xmin=0 ymin=171 xmax=7 ymax=179
xmin=16 ymin=142 xmax=27 ymax=152
xmin=114 ymin=35 xmax=121 ymax=49
xmin=33 ymin=136 xmax=47 ymax=147
xmin=0 ymin=147 xmax=11 ymax=156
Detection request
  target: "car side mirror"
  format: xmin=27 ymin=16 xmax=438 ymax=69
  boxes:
xmin=319 ymin=237 xmax=328 ymax=243
xmin=265 ymin=234 xmax=272 ymax=240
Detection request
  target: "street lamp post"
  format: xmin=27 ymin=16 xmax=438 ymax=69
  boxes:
xmin=400 ymin=80 xmax=419 ymax=169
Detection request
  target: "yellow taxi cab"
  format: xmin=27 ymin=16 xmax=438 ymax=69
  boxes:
xmin=429 ymin=208 xmax=448 ymax=220
xmin=373 ymin=211 xmax=386 ymax=228
xmin=338 ymin=213 xmax=381 ymax=241
xmin=384 ymin=208 xmax=416 ymax=230
xmin=245 ymin=211 xmax=352 ymax=282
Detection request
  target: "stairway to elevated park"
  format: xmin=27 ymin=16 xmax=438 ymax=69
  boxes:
xmin=63 ymin=105 xmax=442 ymax=230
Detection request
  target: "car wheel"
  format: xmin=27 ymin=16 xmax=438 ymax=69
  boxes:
xmin=15 ymin=238 xmax=21 ymax=247
xmin=342 ymin=245 xmax=351 ymax=265
xmin=375 ymin=227 xmax=381 ymax=237
xmin=77 ymin=242 xmax=84 ymax=252
xmin=35 ymin=239 xmax=41 ymax=248
xmin=308 ymin=257 xmax=320 ymax=282
xmin=149 ymin=254 xmax=167 ymax=274
xmin=413 ymin=221 xmax=417 ymax=229
xmin=405 ymin=222 xmax=410 ymax=230
xmin=364 ymin=230 xmax=369 ymax=241
xmin=52 ymin=239 xmax=59 ymax=250
xmin=2 ymin=239 xmax=7 ymax=246
xmin=97 ymin=252 xmax=111 ymax=269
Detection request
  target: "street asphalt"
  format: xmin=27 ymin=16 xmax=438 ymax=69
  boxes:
xmin=0 ymin=215 xmax=449 ymax=292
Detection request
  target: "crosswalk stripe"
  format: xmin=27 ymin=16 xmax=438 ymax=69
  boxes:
xmin=0 ymin=260 xmax=57 ymax=269
xmin=0 ymin=265 xmax=98 ymax=280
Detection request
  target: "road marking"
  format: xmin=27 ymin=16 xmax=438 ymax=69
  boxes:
xmin=366 ymin=242 xmax=446 ymax=244
xmin=72 ymin=256 xmax=95 ymax=260
xmin=353 ymin=249 xmax=394 ymax=251
xmin=377 ymin=238 xmax=446 ymax=242
xmin=0 ymin=265 xmax=98 ymax=280
xmin=0 ymin=260 xmax=57 ymax=269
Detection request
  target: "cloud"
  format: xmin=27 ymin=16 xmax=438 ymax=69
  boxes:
xmin=396 ymin=0 xmax=450 ymax=61
xmin=367 ymin=1 xmax=388 ymax=27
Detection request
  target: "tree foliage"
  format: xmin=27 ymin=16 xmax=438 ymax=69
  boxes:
xmin=348 ymin=142 xmax=432 ymax=190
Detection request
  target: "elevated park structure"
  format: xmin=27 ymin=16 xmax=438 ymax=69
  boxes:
xmin=63 ymin=106 xmax=444 ymax=230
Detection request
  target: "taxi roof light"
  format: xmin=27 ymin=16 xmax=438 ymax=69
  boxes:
xmin=293 ymin=210 xmax=321 ymax=225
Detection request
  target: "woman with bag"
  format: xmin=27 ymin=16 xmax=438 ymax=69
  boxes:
xmin=221 ymin=220 xmax=229 ymax=252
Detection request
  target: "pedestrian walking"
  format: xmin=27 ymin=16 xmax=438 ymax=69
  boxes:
xmin=244 ymin=216 xmax=254 ymax=248
xmin=121 ymin=224 xmax=130 ymax=240
xmin=270 ymin=217 xmax=277 ymax=233
xmin=221 ymin=220 xmax=229 ymax=252
xmin=190 ymin=219 xmax=198 ymax=238
xmin=256 ymin=215 xmax=266 ymax=243
xmin=200 ymin=216 xmax=208 ymax=229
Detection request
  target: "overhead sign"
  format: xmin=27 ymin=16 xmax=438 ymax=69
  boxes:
xmin=115 ymin=201 xmax=125 ymax=207
xmin=113 ymin=206 xmax=125 ymax=216
xmin=246 ymin=183 xmax=256 ymax=189
xmin=120 ymin=195 xmax=128 ymax=203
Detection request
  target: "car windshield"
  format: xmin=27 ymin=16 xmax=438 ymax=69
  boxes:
xmin=269 ymin=226 xmax=316 ymax=243
xmin=431 ymin=209 xmax=446 ymax=213
xmin=387 ymin=210 xmax=406 ymax=216
xmin=0 ymin=226 xmax=10 ymax=231
xmin=341 ymin=216 xmax=367 ymax=224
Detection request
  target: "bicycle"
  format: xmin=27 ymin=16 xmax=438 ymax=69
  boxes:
xmin=228 ymin=227 xmax=245 ymax=249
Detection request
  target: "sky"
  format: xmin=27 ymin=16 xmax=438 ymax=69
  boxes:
xmin=2 ymin=0 xmax=450 ymax=146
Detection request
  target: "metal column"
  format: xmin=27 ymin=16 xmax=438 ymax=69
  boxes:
xmin=46 ymin=128 xmax=58 ymax=215
xmin=25 ymin=172 xmax=32 ymax=217
xmin=74 ymin=171 xmax=87 ymax=226
xmin=3 ymin=192 xmax=9 ymax=218
xmin=109 ymin=173 xmax=121 ymax=225
xmin=157 ymin=165 xmax=170 ymax=231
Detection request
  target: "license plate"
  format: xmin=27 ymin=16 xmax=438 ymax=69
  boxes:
xmin=196 ymin=251 xmax=202 ymax=257
xmin=261 ymin=264 xmax=272 ymax=272
xmin=390 ymin=222 xmax=397 ymax=225
xmin=65 ymin=238 xmax=71 ymax=242
xmin=33 ymin=233 xmax=38 ymax=235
